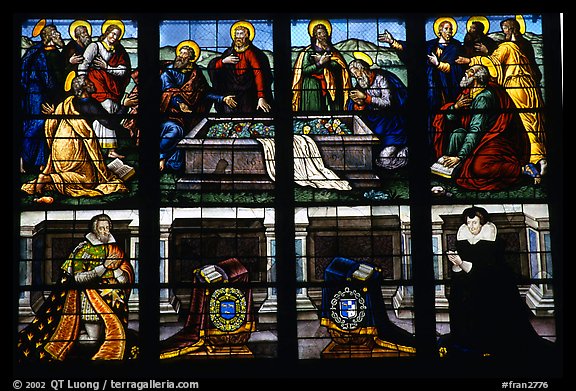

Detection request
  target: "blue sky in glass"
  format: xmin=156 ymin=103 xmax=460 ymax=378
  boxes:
xmin=21 ymin=19 xmax=138 ymax=40
xmin=424 ymin=14 xmax=542 ymax=41
xmin=160 ymin=19 xmax=274 ymax=52
xmin=291 ymin=18 xmax=406 ymax=47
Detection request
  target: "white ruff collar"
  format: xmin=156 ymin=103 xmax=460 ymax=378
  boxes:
xmin=457 ymin=221 xmax=497 ymax=244
xmin=86 ymin=232 xmax=116 ymax=246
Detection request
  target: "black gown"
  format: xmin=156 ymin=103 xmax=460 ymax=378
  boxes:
xmin=441 ymin=230 xmax=554 ymax=357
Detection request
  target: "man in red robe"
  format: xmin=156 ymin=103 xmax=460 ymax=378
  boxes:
xmin=432 ymin=64 xmax=531 ymax=191
xmin=208 ymin=21 xmax=273 ymax=113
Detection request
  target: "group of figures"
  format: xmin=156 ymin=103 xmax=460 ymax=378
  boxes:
xmin=419 ymin=16 xmax=548 ymax=190
xmin=20 ymin=19 xmax=137 ymax=202
xmin=19 ymin=16 xmax=549 ymax=203
xmin=14 ymin=13 xmax=558 ymax=370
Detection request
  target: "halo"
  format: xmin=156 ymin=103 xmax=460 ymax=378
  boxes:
xmin=230 ymin=20 xmax=255 ymax=41
xmin=101 ymin=19 xmax=125 ymax=40
xmin=32 ymin=19 xmax=46 ymax=38
xmin=466 ymin=15 xmax=490 ymax=34
xmin=69 ymin=19 xmax=92 ymax=40
xmin=433 ymin=17 xmax=458 ymax=38
xmin=64 ymin=71 xmax=76 ymax=92
xmin=308 ymin=19 xmax=332 ymax=37
xmin=515 ymin=14 xmax=526 ymax=35
xmin=176 ymin=40 xmax=201 ymax=63
xmin=353 ymin=51 xmax=374 ymax=67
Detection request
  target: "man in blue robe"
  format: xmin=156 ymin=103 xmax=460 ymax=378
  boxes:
xmin=346 ymin=58 xmax=408 ymax=170
xmin=20 ymin=24 xmax=66 ymax=173
xmin=425 ymin=19 xmax=465 ymax=115
xmin=159 ymin=44 xmax=234 ymax=172
xmin=378 ymin=20 xmax=465 ymax=144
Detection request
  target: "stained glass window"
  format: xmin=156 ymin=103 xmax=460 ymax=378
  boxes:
xmin=13 ymin=12 xmax=563 ymax=383
xmin=157 ymin=18 xmax=278 ymax=360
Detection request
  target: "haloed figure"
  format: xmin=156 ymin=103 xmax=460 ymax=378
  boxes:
xmin=346 ymin=57 xmax=408 ymax=170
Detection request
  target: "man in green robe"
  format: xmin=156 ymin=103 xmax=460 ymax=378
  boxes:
xmin=432 ymin=65 xmax=530 ymax=190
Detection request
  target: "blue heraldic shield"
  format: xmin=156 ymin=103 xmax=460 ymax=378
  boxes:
xmin=160 ymin=258 xmax=255 ymax=358
xmin=320 ymin=257 xmax=416 ymax=357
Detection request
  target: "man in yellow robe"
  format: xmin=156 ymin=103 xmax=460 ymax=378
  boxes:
xmin=21 ymin=75 xmax=129 ymax=199
xmin=456 ymin=40 xmax=547 ymax=179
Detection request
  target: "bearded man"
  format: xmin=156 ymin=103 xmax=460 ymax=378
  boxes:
xmin=208 ymin=21 xmax=273 ymax=113
xmin=292 ymin=20 xmax=351 ymax=111
xmin=21 ymin=75 xmax=131 ymax=200
xmin=160 ymin=43 xmax=234 ymax=171
xmin=64 ymin=21 xmax=92 ymax=76
xmin=346 ymin=57 xmax=408 ymax=170
xmin=21 ymin=23 xmax=66 ymax=173
xmin=17 ymin=214 xmax=135 ymax=361
xmin=432 ymin=65 xmax=531 ymax=191
xmin=462 ymin=20 xmax=497 ymax=57
xmin=456 ymin=19 xmax=547 ymax=180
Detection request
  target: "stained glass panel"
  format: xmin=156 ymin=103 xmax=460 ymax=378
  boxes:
xmin=19 ymin=18 xmax=139 ymax=207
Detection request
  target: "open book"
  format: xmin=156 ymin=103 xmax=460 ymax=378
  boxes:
xmin=352 ymin=263 xmax=374 ymax=281
xmin=199 ymin=264 xmax=224 ymax=283
xmin=431 ymin=156 xmax=460 ymax=179
xmin=107 ymin=158 xmax=135 ymax=181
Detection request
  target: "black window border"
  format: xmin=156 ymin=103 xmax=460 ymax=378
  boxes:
xmin=12 ymin=11 xmax=564 ymax=384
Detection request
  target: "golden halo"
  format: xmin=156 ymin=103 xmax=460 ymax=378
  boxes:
xmin=68 ymin=19 xmax=92 ymax=40
xmin=353 ymin=51 xmax=373 ymax=67
xmin=308 ymin=19 xmax=332 ymax=37
xmin=64 ymin=71 xmax=76 ymax=92
xmin=230 ymin=20 xmax=255 ymax=41
xmin=515 ymin=14 xmax=526 ymax=35
xmin=101 ymin=19 xmax=125 ymax=40
xmin=176 ymin=40 xmax=201 ymax=63
xmin=433 ymin=17 xmax=458 ymax=38
xmin=32 ymin=19 xmax=46 ymax=38
xmin=466 ymin=15 xmax=490 ymax=34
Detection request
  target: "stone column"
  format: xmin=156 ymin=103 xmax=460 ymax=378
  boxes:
xmin=158 ymin=211 xmax=180 ymax=323
xmin=257 ymin=208 xmax=278 ymax=323
xmin=524 ymin=206 xmax=555 ymax=317
xmin=431 ymin=219 xmax=449 ymax=322
xmin=18 ymin=212 xmax=54 ymax=324
xmin=294 ymin=207 xmax=318 ymax=320
xmin=391 ymin=206 xmax=414 ymax=319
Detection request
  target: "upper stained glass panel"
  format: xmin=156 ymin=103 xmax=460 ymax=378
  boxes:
xmin=159 ymin=19 xmax=276 ymax=203
xmin=426 ymin=14 xmax=548 ymax=200
xmin=290 ymin=18 xmax=410 ymax=203
xmin=19 ymin=18 xmax=139 ymax=207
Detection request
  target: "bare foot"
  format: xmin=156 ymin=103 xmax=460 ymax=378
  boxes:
xmin=159 ymin=159 xmax=165 ymax=172
xmin=522 ymin=163 xmax=541 ymax=185
xmin=538 ymin=159 xmax=548 ymax=176
xmin=34 ymin=173 xmax=50 ymax=194
xmin=34 ymin=196 xmax=54 ymax=204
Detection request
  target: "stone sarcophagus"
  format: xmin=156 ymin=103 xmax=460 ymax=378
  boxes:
xmin=176 ymin=115 xmax=381 ymax=190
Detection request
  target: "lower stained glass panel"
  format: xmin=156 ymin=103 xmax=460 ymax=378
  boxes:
xmin=158 ymin=207 xmax=277 ymax=359
xmin=17 ymin=210 xmax=140 ymax=362
xmin=295 ymin=205 xmax=415 ymax=359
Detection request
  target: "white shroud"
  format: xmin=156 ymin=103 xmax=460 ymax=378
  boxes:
xmin=257 ymin=135 xmax=351 ymax=191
